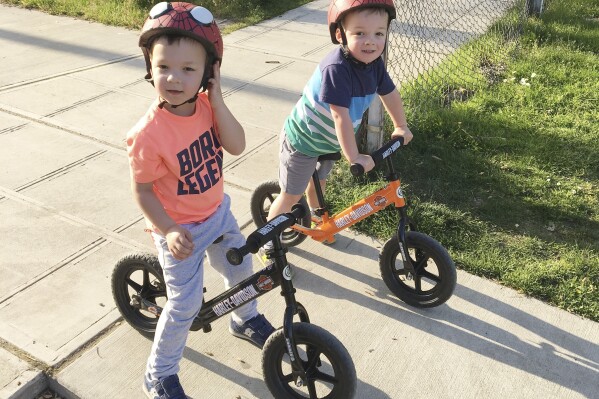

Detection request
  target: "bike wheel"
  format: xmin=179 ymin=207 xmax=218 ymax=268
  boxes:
xmin=379 ymin=231 xmax=457 ymax=308
xmin=111 ymin=253 xmax=166 ymax=337
xmin=262 ymin=322 xmax=356 ymax=399
xmin=250 ymin=180 xmax=310 ymax=247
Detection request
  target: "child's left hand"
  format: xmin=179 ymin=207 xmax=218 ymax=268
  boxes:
xmin=391 ymin=126 xmax=413 ymax=145
xmin=207 ymin=61 xmax=225 ymax=108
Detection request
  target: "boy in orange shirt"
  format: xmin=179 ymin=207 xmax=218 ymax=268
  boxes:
xmin=126 ymin=3 xmax=274 ymax=398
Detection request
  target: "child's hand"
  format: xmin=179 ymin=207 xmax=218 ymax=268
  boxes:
xmin=207 ymin=61 xmax=225 ymax=108
xmin=353 ymin=154 xmax=375 ymax=173
xmin=165 ymin=225 xmax=194 ymax=260
xmin=391 ymin=126 xmax=413 ymax=145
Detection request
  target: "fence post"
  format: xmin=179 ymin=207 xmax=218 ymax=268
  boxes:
xmin=526 ymin=0 xmax=544 ymax=16
xmin=365 ymin=98 xmax=384 ymax=152
xmin=365 ymin=45 xmax=388 ymax=152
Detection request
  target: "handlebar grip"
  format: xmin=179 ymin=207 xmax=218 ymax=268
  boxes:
xmin=350 ymin=163 xmax=364 ymax=177
xmin=290 ymin=203 xmax=306 ymax=219
xmin=226 ymin=248 xmax=244 ymax=266
xmin=371 ymin=136 xmax=404 ymax=164
xmin=350 ymin=137 xmax=405 ymax=176
xmin=226 ymin=204 xmax=307 ymax=266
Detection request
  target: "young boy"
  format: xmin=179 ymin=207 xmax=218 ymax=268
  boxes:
xmin=263 ymin=0 xmax=413 ymax=252
xmin=126 ymin=3 xmax=274 ymax=398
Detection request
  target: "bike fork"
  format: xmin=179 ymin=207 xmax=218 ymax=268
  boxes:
xmin=396 ymin=206 xmax=417 ymax=278
xmin=279 ymin=265 xmax=311 ymax=388
xmin=283 ymin=306 xmax=310 ymax=388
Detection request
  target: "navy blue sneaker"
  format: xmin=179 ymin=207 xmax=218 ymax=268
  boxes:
xmin=143 ymin=374 xmax=186 ymax=399
xmin=229 ymin=314 xmax=276 ymax=348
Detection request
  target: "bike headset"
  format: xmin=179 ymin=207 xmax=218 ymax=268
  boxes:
xmin=139 ymin=2 xmax=223 ymax=109
xmin=327 ymin=0 xmax=396 ymax=67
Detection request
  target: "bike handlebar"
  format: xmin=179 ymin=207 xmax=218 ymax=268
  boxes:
xmin=350 ymin=136 xmax=404 ymax=176
xmin=226 ymin=204 xmax=306 ymax=266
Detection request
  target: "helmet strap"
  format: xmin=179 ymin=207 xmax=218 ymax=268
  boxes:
xmin=338 ymin=25 xmax=348 ymax=46
xmin=144 ymin=72 xmax=155 ymax=87
xmin=340 ymin=44 xmax=382 ymax=68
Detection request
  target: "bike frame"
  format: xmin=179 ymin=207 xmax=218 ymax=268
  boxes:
xmin=132 ymin=210 xmax=313 ymax=384
xmin=291 ymin=139 xmax=419 ymax=278
xmin=294 ymin=178 xmax=405 ymax=243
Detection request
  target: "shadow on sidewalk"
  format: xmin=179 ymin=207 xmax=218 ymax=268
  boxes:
xmin=181 ymin=342 xmax=391 ymax=399
xmin=288 ymin=240 xmax=599 ymax=399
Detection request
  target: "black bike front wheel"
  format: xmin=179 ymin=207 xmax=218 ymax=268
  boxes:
xmin=262 ymin=322 xmax=356 ymax=399
xmin=250 ymin=180 xmax=310 ymax=247
xmin=379 ymin=231 xmax=457 ymax=308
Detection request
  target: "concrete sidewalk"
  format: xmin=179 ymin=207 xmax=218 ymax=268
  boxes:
xmin=0 ymin=1 xmax=597 ymax=398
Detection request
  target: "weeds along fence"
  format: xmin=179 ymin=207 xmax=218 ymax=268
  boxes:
xmin=384 ymin=0 xmax=531 ymax=130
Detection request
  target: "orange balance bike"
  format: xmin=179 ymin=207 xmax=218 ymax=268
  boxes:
xmin=250 ymin=137 xmax=457 ymax=308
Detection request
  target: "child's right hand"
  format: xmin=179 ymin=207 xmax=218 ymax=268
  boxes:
xmin=165 ymin=225 xmax=194 ymax=260
xmin=353 ymin=154 xmax=375 ymax=173
xmin=207 ymin=61 xmax=224 ymax=108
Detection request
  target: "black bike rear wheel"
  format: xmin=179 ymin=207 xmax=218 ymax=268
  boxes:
xmin=111 ymin=253 xmax=165 ymax=337
xmin=250 ymin=180 xmax=310 ymax=247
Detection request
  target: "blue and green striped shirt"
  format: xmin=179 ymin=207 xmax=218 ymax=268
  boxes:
xmin=285 ymin=47 xmax=395 ymax=157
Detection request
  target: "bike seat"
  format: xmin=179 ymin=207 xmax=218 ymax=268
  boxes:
xmin=318 ymin=152 xmax=341 ymax=162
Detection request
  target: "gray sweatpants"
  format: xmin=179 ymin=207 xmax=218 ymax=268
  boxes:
xmin=146 ymin=194 xmax=258 ymax=381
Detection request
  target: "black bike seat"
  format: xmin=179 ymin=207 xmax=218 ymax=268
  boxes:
xmin=318 ymin=152 xmax=341 ymax=162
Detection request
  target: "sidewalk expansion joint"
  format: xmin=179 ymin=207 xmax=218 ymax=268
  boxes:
xmin=0 ymin=122 xmax=28 ymax=135
xmin=0 ymin=54 xmax=141 ymax=93
xmin=14 ymin=150 xmax=107 ymax=192
xmin=0 ymin=238 xmax=106 ymax=305
xmin=0 ymin=337 xmax=50 ymax=373
xmin=0 ymin=186 xmax=153 ymax=252
xmin=223 ymin=134 xmax=278 ymax=172
xmin=49 ymin=320 xmax=124 ymax=376
xmin=0 ymin=104 xmax=125 ymax=152
xmin=44 ymin=92 xmax=113 ymax=118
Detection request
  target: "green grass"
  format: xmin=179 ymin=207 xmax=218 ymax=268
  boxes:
xmin=329 ymin=0 xmax=599 ymax=321
xmin=0 ymin=0 xmax=312 ymax=32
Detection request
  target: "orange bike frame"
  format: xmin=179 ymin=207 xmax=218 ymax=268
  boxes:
xmin=292 ymin=179 xmax=405 ymax=243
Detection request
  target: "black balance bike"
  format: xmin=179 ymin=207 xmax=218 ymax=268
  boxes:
xmin=112 ymin=205 xmax=357 ymax=399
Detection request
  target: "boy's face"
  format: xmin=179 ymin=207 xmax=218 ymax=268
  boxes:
xmin=150 ymin=37 xmax=207 ymax=116
xmin=337 ymin=9 xmax=388 ymax=64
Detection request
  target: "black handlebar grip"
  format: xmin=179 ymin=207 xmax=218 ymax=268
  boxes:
xmin=290 ymin=203 xmax=306 ymax=219
xmin=371 ymin=136 xmax=404 ymax=164
xmin=226 ymin=248 xmax=244 ymax=266
xmin=350 ymin=137 xmax=405 ymax=176
xmin=227 ymin=206 xmax=306 ymax=266
xmin=350 ymin=163 xmax=364 ymax=177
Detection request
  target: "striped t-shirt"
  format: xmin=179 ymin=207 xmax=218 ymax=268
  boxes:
xmin=284 ymin=47 xmax=395 ymax=157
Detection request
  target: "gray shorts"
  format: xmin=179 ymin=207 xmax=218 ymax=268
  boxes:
xmin=278 ymin=130 xmax=335 ymax=195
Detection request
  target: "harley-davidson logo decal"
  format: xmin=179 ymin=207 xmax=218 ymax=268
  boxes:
xmin=374 ymin=196 xmax=387 ymax=207
xmin=257 ymin=275 xmax=274 ymax=291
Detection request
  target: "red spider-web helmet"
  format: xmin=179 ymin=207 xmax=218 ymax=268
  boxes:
xmin=328 ymin=0 xmax=396 ymax=44
xmin=139 ymin=2 xmax=223 ymax=93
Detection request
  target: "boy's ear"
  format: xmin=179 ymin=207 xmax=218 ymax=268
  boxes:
xmin=335 ymin=27 xmax=343 ymax=43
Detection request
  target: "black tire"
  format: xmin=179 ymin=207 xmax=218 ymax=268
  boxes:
xmin=250 ymin=180 xmax=310 ymax=247
xmin=379 ymin=231 xmax=457 ymax=308
xmin=262 ymin=322 xmax=356 ymax=399
xmin=111 ymin=253 xmax=166 ymax=337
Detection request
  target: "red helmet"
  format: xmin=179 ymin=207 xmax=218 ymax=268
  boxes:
xmin=139 ymin=2 xmax=223 ymax=91
xmin=327 ymin=0 xmax=396 ymax=44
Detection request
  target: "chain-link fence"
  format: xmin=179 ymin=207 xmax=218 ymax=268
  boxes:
xmin=357 ymin=0 xmax=546 ymax=150
xmin=383 ymin=0 xmax=530 ymax=130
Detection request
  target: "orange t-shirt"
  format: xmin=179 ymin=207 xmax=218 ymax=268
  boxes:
xmin=126 ymin=94 xmax=224 ymax=226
